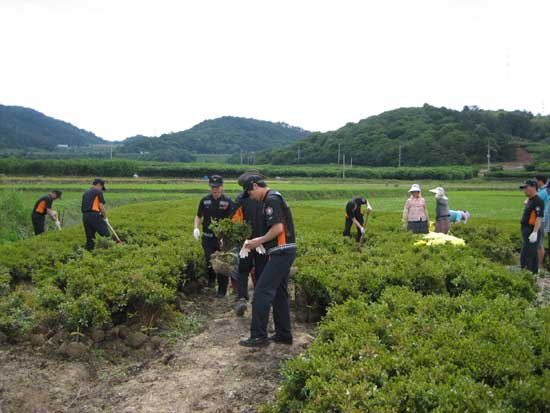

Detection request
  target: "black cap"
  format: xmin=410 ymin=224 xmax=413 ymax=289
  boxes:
xmin=237 ymin=170 xmax=265 ymax=187
xmin=52 ymin=190 xmax=63 ymax=199
xmin=241 ymin=174 xmax=266 ymax=197
xmin=519 ymin=179 xmax=537 ymax=189
xmin=92 ymin=178 xmax=106 ymax=191
xmin=209 ymin=175 xmax=223 ymax=187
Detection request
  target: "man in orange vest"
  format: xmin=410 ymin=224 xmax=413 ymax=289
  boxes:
xmin=31 ymin=190 xmax=62 ymax=235
xmin=81 ymin=178 xmax=109 ymax=251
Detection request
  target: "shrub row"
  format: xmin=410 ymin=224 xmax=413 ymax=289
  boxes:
xmin=0 ymin=200 xmax=206 ymax=340
xmin=0 ymin=158 xmax=479 ymax=180
xmin=270 ymin=287 xmax=550 ymax=413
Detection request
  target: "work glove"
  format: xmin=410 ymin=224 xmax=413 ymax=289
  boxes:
xmin=360 ymin=227 xmax=366 ymax=235
xmin=193 ymin=228 xmax=200 ymax=241
xmin=239 ymin=244 xmax=250 ymax=258
xmin=528 ymin=232 xmax=538 ymax=243
xmin=256 ymin=245 xmax=266 ymax=255
xmin=55 ymin=220 xmax=62 ymax=230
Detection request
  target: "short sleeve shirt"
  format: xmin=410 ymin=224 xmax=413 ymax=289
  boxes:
xmin=521 ymin=195 xmax=544 ymax=229
xmin=262 ymin=190 xmax=296 ymax=253
xmin=197 ymin=194 xmax=233 ymax=234
xmin=82 ymin=188 xmax=106 ymax=213
xmin=537 ymin=188 xmax=549 ymax=223
xmin=33 ymin=195 xmax=53 ymax=215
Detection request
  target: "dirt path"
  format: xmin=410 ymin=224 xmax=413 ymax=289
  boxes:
xmin=0 ymin=295 xmax=314 ymax=413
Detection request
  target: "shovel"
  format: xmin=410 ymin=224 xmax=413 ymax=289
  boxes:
xmin=106 ymin=220 xmax=123 ymax=244
xmin=359 ymin=209 xmax=371 ymax=248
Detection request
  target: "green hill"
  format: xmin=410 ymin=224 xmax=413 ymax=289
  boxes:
xmin=117 ymin=116 xmax=309 ymax=161
xmin=0 ymin=105 xmax=106 ymax=150
xmin=256 ymin=104 xmax=550 ymax=166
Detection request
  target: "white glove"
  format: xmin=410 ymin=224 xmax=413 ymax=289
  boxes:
xmin=256 ymin=245 xmax=266 ymax=255
xmin=239 ymin=245 xmax=250 ymax=258
xmin=193 ymin=228 xmax=200 ymax=241
xmin=55 ymin=220 xmax=62 ymax=230
xmin=360 ymin=227 xmax=366 ymax=235
xmin=528 ymin=232 xmax=538 ymax=243
xmin=51 ymin=211 xmax=58 ymax=220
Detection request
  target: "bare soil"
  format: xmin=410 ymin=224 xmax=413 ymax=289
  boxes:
xmin=0 ymin=294 xmax=314 ymax=413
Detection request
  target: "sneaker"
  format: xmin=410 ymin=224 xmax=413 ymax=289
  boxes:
xmin=235 ymin=299 xmax=247 ymax=316
xmin=268 ymin=335 xmax=293 ymax=345
xmin=239 ymin=337 xmax=269 ymax=347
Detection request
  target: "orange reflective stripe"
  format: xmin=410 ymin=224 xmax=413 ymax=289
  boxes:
xmin=35 ymin=200 xmax=46 ymax=214
xmin=277 ymin=226 xmax=287 ymax=246
xmin=529 ymin=211 xmax=536 ymax=226
xmin=232 ymin=207 xmax=244 ymax=223
xmin=92 ymin=195 xmax=100 ymax=212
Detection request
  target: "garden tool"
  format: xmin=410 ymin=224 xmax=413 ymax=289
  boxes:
xmin=106 ymin=220 xmax=123 ymax=243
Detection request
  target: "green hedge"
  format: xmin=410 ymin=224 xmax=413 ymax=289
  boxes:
xmin=0 ymin=200 xmax=206 ymax=340
xmin=269 ymin=288 xmax=550 ymax=413
xmin=0 ymin=158 xmax=479 ymax=180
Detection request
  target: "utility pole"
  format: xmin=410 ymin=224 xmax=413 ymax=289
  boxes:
xmin=110 ymin=145 xmax=113 ymax=160
xmin=342 ymin=154 xmax=346 ymax=179
xmin=337 ymin=143 xmax=341 ymax=165
xmin=350 ymin=156 xmax=352 ymax=168
xmin=487 ymin=141 xmax=491 ymax=172
xmin=240 ymin=150 xmax=243 ymax=165
xmin=398 ymin=144 xmax=402 ymax=167
xmin=297 ymin=146 xmax=300 ymax=163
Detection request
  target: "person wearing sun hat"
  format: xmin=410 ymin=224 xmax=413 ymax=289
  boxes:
xmin=429 ymin=186 xmax=451 ymax=234
xmin=402 ymin=183 xmax=429 ymax=234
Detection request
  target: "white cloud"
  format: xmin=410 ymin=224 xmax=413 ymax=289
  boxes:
xmin=0 ymin=0 xmax=548 ymax=140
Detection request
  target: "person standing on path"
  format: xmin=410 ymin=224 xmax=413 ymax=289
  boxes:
xmin=231 ymin=172 xmax=269 ymax=316
xmin=343 ymin=196 xmax=372 ymax=241
xmin=402 ymin=184 xmax=429 ymax=234
xmin=81 ymin=178 xmax=110 ymax=251
xmin=429 ymin=187 xmax=450 ymax=234
xmin=193 ymin=175 xmax=234 ymax=298
xmin=238 ymin=175 xmax=296 ymax=348
xmin=535 ymin=175 xmax=549 ymax=272
xmin=519 ymin=179 xmax=544 ymax=274
xmin=31 ymin=190 xmax=62 ymax=235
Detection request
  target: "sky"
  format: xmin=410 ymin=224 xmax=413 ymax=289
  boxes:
xmin=1 ymin=0 xmax=549 ymax=141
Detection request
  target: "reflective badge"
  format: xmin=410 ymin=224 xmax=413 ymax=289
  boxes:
xmin=265 ymin=207 xmax=273 ymax=216
xmin=204 ymin=200 xmax=212 ymax=206
xmin=220 ymin=201 xmax=229 ymax=210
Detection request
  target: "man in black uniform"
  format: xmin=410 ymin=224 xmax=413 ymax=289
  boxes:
xmin=519 ymin=179 xmax=544 ymax=274
xmin=31 ymin=190 xmax=62 ymax=235
xmin=193 ymin=175 xmax=234 ymax=297
xmin=81 ymin=178 xmax=110 ymax=251
xmin=231 ymin=172 xmax=268 ymax=316
xmin=238 ymin=175 xmax=296 ymax=347
xmin=343 ymin=196 xmax=372 ymax=241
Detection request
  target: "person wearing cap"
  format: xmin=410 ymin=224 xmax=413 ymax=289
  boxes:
xmin=519 ymin=179 xmax=544 ymax=274
xmin=231 ymin=172 xmax=269 ymax=316
xmin=429 ymin=187 xmax=450 ymax=234
xmin=193 ymin=175 xmax=234 ymax=297
xmin=449 ymin=210 xmax=470 ymax=224
xmin=535 ymin=175 xmax=549 ymax=271
xmin=402 ymin=184 xmax=429 ymax=234
xmin=343 ymin=196 xmax=373 ymax=241
xmin=31 ymin=190 xmax=63 ymax=235
xmin=81 ymin=178 xmax=109 ymax=251
xmin=238 ymin=175 xmax=296 ymax=347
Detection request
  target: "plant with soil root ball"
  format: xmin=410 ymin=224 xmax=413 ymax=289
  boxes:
xmin=209 ymin=219 xmax=251 ymax=276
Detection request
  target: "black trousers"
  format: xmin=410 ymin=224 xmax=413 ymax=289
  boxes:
xmin=343 ymin=216 xmax=363 ymax=242
xmin=31 ymin=212 xmax=46 ymax=235
xmin=202 ymin=235 xmax=229 ymax=296
xmin=520 ymin=226 xmax=538 ymax=274
xmin=83 ymin=212 xmax=110 ymax=251
xmin=250 ymin=249 xmax=296 ymax=340
xmin=237 ymin=250 xmax=269 ymax=300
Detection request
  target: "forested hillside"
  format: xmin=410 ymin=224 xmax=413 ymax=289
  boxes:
xmin=0 ymin=105 xmax=105 ymax=150
xmin=256 ymin=105 xmax=550 ymax=166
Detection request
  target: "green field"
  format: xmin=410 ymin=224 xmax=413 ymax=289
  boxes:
xmin=1 ymin=176 xmax=548 ymax=412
